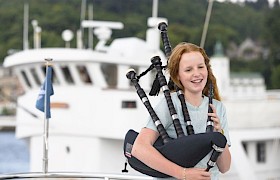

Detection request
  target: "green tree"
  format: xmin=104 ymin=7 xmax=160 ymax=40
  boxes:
xmin=271 ymin=65 xmax=280 ymax=89
xmin=263 ymin=4 xmax=280 ymax=88
xmin=265 ymin=6 xmax=280 ymax=65
xmin=245 ymin=0 xmax=269 ymax=10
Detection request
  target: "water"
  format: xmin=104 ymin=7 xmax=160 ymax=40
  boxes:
xmin=0 ymin=131 xmax=30 ymax=174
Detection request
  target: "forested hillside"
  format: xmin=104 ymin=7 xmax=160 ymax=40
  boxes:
xmin=0 ymin=0 xmax=279 ymax=88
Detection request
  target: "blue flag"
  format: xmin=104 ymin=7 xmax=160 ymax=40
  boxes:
xmin=36 ymin=66 xmax=54 ymax=118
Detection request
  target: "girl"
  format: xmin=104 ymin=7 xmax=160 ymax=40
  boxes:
xmin=132 ymin=42 xmax=231 ymax=180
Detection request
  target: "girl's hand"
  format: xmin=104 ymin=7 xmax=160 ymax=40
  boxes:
xmin=183 ymin=168 xmax=211 ymax=180
xmin=208 ymin=104 xmax=222 ymax=133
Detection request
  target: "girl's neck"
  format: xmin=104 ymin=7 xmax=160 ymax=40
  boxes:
xmin=184 ymin=91 xmax=203 ymax=107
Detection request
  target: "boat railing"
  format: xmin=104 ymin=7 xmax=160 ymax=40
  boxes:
xmin=0 ymin=115 xmax=16 ymax=129
xmin=0 ymin=172 xmax=153 ymax=180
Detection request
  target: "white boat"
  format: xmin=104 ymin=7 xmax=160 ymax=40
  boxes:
xmin=1 ymin=1 xmax=280 ymax=180
xmin=210 ymin=51 xmax=280 ymax=180
xmin=1 ymin=1 xmax=167 ymax=179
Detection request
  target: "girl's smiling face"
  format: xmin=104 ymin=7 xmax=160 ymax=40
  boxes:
xmin=177 ymin=51 xmax=208 ymax=95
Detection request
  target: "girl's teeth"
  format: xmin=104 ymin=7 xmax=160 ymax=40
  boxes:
xmin=192 ymin=80 xmax=201 ymax=83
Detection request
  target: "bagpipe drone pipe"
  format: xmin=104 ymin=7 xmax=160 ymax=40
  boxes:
xmin=123 ymin=22 xmax=227 ymax=178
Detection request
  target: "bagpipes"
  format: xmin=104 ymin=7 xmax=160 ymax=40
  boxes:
xmin=123 ymin=22 xmax=227 ymax=178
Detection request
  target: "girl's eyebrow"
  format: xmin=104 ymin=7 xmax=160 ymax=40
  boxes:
xmin=189 ymin=63 xmax=205 ymax=67
xmin=185 ymin=63 xmax=205 ymax=68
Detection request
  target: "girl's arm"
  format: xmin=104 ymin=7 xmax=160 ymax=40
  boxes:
xmin=216 ymin=144 xmax=231 ymax=173
xmin=132 ymin=128 xmax=211 ymax=179
xmin=209 ymin=104 xmax=232 ymax=173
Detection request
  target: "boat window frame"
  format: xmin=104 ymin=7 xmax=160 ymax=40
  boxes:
xmin=76 ymin=65 xmax=92 ymax=84
xmin=41 ymin=65 xmax=59 ymax=85
xmin=20 ymin=70 xmax=31 ymax=88
xmin=101 ymin=63 xmax=117 ymax=88
xmin=60 ymin=64 xmax=74 ymax=85
xmin=121 ymin=100 xmax=137 ymax=109
xmin=30 ymin=67 xmax=41 ymax=86
xmin=256 ymin=141 xmax=266 ymax=163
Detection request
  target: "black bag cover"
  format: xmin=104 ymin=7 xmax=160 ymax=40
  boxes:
xmin=123 ymin=129 xmax=226 ymax=178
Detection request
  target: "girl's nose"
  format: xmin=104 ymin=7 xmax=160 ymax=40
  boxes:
xmin=192 ymin=69 xmax=200 ymax=77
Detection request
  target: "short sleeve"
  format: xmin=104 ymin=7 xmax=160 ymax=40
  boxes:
xmin=219 ymin=102 xmax=231 ymax=147
xmin=145 ymin=95 xmax=173 ymax=132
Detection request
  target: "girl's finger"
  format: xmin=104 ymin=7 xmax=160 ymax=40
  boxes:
xmin=209 ymin=104 xmax=216 ymax=113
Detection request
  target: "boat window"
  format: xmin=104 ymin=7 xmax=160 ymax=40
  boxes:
xmin=76 ymin=65 xmax=92 ymax=84
xmin=256 ymin=142 xmax=266 ymax=163
xmin=242 ymin=142 xmax=247 ymax=154
xmin=41 ymin=66 xmax=59 ymax=85
xmin=101 ymin=63 xmax=117 ymax=88
xmin=20 ymin=70 xmax=31 ymax=88
xmin=60 ymin=65 xmax=74 ymax=84
xmin=30 ymin=68 xmax=41 ymax=86
xmin=122 ymin=101 xmax=137 ymax=109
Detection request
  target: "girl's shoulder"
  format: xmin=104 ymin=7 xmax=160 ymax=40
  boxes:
xmin=203 ymin=95 xmax=225 ymax=109
xmin=212 ymin=98 xmax=226 ymax=112
xmin=212 ymin=98 xmax=222 ymax=104
xmin=170 ymin=92 xmax=181 ymax=102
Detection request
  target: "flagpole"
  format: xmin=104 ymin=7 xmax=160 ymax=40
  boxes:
xmin=43 ymin=58 xmax=52 ymax=173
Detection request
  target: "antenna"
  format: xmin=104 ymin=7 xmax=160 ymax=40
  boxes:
xmin=81 ymin=20 xmax=123 ymax=51
xmin=88 ymin=3 xmax=94 ymax=49
xmin=200 ymin=0 xmax=214 ymax=48
xmin=152 ymin=0 xmax=158 ymax=17
xmin=79 ymin=0 xmax=87 ymax=48
xmin=23 ymin=2 xmax=29 ymax=50
xmin=147 ymin=0 xmax=167 ymax=52
xmin=32 ymin=20 xmax=42 ymax=49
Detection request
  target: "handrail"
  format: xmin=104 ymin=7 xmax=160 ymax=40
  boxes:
xmin=0 ymin=172 xmax=153 ymax=180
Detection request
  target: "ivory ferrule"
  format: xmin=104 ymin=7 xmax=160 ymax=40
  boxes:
xmin=155 ymin=120 xmax=162 ymax=126
xmin=161 ymin=85 xmax=169 ymax=92
xmin=171 ymin=114 xmax=178 ymax=120
xmin=212 ymin=144 xmax=224 ymax=152
xmin=207 ymin=121 xmax=214 ymax=126
xmin=207 ymin=160 xmax=216 ymax=167
xmin=141 ymin=97 xmax=148 ymax=103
